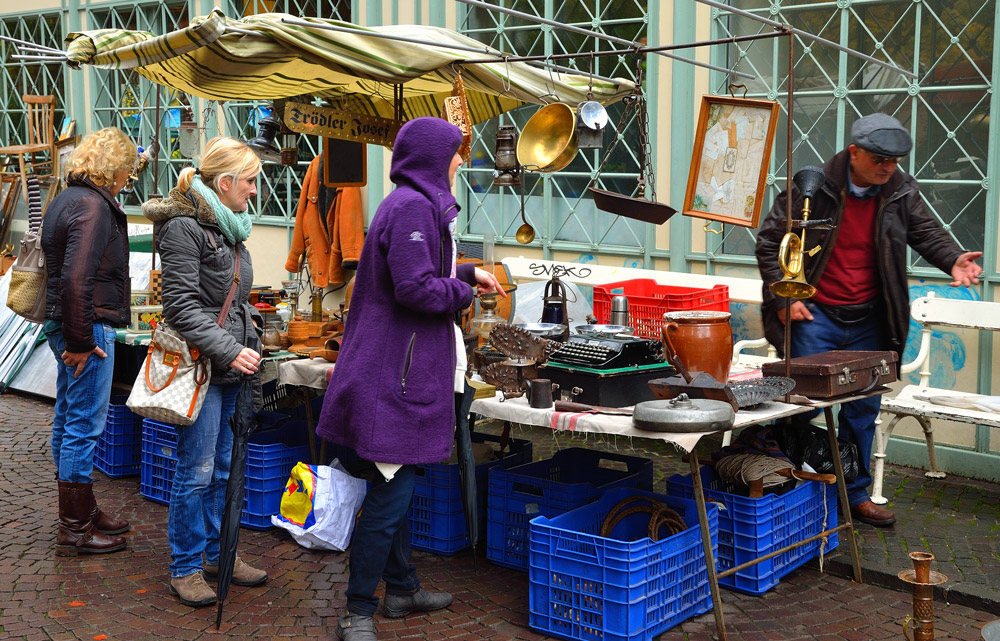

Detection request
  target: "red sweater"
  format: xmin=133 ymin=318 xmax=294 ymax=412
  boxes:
xmin=813 ymin=194 xmax=879 ymax=305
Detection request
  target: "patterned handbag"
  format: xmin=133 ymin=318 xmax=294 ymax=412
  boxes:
xmin=127 ymin=237 xmax=242 ymax=426
xmin=126 ymin=321 xmax=212 ymax=425
xmin=6 ymin=177 xmax=47 ymax=323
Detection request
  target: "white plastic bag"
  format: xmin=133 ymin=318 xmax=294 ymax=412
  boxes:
xmin=271 ymin=459 xmax=367 ymax=551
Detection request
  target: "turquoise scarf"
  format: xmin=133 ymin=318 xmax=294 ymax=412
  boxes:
xmin=190 ymin=176 xmax=252 ymax=244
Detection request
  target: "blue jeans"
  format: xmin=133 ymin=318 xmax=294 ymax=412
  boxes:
xmin=346 ymin=465 xmax=421 ymax=617
xmin=789 ymin=301 xmax=885 ymax=507
xmin=168 ymin=383 xmax=238 ymax=578
xmin=47 ymin=324 xmax=116 ymax=483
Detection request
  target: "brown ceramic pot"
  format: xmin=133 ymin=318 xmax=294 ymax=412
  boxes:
xmin=661 ymin=310 xmax=733 ymax=383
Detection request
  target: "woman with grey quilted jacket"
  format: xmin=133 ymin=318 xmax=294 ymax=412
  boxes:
xmin=141 ymin=136 xmax=267 ymax=608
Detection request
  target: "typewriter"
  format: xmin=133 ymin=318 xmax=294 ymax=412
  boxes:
xmin=547 ymin=334 xmax=663 ymax=369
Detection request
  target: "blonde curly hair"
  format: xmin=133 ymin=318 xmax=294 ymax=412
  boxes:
xmin=64 ymin=127 xmax=137 ymax=187
xmin=177 ymin=136 xmax=261 ymax=195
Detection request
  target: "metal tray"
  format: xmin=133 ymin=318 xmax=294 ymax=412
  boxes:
xmin=727 ymin=376 xmax=796 ymax=409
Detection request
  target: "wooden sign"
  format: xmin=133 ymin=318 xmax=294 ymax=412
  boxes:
xmin=284 ymin=102 xmax=401 ymax=148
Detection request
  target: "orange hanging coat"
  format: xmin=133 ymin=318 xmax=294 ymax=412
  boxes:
xmin=285 ymin=155 xmax=364 ymax=288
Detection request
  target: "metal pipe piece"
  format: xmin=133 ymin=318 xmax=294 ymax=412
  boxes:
xmin=11 ymin=54 xmax=68 ymax=62
xmin=0 ymin=33 xmax=65 ymax=54
xmin=694 ymin=0 xmax=916 ymax=79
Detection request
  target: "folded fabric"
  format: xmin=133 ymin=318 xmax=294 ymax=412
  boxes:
xmin=915 ymin=394 xmax=1000 ymax=414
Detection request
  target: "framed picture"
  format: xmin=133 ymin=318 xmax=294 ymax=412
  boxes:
xmin=682 ymin=95 xmax=780 ymax=229
xmin=55 ymin=135 xmax=80 ymax=178
xmin=58 ymin=118 xmax=76 ymax=141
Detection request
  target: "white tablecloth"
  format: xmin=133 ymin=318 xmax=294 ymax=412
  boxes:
xmin=469 ymin=393 xmax=808 ymax=453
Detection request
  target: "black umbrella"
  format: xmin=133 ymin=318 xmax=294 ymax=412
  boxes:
xmin=215 ymin=373 xmax=258 ymax=629
xmin=454 ymin=380 xmax=479 ymax=572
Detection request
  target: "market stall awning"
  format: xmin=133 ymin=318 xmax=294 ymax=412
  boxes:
xmin=64 ymin=10 xmax=635 ymax=125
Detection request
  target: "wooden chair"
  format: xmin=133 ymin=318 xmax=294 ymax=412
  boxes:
xmin=0 ymin=95 xmax=57 ymax=194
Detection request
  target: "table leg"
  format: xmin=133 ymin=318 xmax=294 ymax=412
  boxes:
xmin=824 ymin=406 xmax=863 ymax=583
xmin=690 ymin=450 xmax=727 ymax=641
xmin=302 ymin=388 xmax=320 ymax=465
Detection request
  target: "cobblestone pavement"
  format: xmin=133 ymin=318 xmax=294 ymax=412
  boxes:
xmin=2 ymin=392 xmax=998 ymax=641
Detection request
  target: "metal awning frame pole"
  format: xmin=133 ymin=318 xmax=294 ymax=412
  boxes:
xmin=454 ymin=0 xmax=751 ymax=79
xmin=694 ymin=0 xmax=916 ymax=79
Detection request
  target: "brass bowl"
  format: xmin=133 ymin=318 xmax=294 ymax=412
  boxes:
xmin=517 ymin=103 xmax=579 ymax=173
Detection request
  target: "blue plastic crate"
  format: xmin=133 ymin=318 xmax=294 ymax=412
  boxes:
xmin=139 ymin=418 xmax=310 ymax=529
xmin=665 ymin=466 xmax=839 ymax=595
xmin=487 ymin=448 xmax=653 ymax=571
xmin=95 ymin=396 xmax=143 ymax=477
xmin=408 ymin=432 xmax=533 ymax=555
xmin=529 ymin=487 xmax=717 ymax=641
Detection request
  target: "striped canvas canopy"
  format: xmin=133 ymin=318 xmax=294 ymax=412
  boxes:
xmin=64 ymin=10 xmax=635 ymax=125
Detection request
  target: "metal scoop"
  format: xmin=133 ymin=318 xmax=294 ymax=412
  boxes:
xmin=516 ymin=177 xmax=535 ymax=244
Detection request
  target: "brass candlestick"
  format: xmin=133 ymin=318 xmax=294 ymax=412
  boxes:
xmin=899 ymin=551 xmax=947 ymax=641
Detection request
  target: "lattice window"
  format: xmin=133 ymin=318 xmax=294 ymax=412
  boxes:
xmin=223 ymin=0 xmax=351 ymax=222
xmin=712 ymin=0 xmax=993 ymax=268
xmin=87 ymin=2 xmax=191 ymax=210
xmin=458 ymin=0 xmax=651 ymax=255
xmin=0 ymin=13 xmax=66 ymax=150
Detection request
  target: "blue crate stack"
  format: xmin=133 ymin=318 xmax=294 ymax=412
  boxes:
xmin=139 ymin=417 xmax=310 ymax=529
xmin=528 ymin=487 xmax=717 ymax=641
xmin=408 ymin=432 xmax=533 ymax=555
xmin=94 ymin=395 xmax=143 ymax=477
xmin=486 ymin=448 xmax=653 ymax=571
xmin=666 ymin=466 xmax=839 ymax=595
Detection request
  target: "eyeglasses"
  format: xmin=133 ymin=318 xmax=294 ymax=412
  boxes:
xmin=865 ymin=151 xmax=903 ymax=166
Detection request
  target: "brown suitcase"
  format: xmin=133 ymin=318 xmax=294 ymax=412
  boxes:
xmin=761 ymin=350 xmax=898 ymax=399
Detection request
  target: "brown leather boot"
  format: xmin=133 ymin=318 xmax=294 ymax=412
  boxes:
xmin=83 ymin=484 xmax=131 ymax=535
xmin=56 ymin=481 xmax=127 ymax=556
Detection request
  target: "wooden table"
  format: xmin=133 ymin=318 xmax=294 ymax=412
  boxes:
xmin=469 ymin=391 xmax=866 ymax=641
xmin=276 ymin=357 xmax=336 ymax=464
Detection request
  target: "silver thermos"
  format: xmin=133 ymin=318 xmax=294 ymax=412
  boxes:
xmin=609 ymin=295 xmax=629 ymax=326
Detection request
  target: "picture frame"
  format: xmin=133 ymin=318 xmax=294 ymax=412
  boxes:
xmin=682 ymin=95 xmax=780 ymax=229
xmin=55 ymin=134 xmax=81 ymax=179
xmin=58 ymin=118 xmax=76 ymax=141
xmin=0 ymin=177 xmax=23 ymax=250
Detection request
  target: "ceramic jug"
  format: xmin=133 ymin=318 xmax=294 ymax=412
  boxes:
xmin=661 ymin=310 xmax=733 ymax=383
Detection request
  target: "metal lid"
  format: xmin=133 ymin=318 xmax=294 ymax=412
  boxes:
xmin=632 ymin=394 xmax=735 ymax=433
xmin=663 ymin=310 xmax=731 ymax=322
xmin=611 ymin=295 xmax=629 ymax=312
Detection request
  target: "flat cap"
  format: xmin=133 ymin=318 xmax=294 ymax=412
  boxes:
xmin=851 ymin=113 xmax=912 ymax=157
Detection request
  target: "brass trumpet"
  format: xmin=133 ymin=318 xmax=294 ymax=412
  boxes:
xmin=770 ymin=166 xmax=826 ymax=299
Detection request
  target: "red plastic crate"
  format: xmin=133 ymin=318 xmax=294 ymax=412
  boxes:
xmin=592 ymin=279 xmax=729 ymax=339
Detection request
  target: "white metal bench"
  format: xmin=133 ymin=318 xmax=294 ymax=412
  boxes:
xmin=872 ymin=293 xmax=1000 ymax=504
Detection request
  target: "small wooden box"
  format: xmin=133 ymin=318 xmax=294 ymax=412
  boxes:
xmin=761 ymin=350 xmax=898 ymax=399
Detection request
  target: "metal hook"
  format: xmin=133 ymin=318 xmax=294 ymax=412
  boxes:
xmin=703 ymin=221 xmax=724 ymax=235
xmin=537 ymin=55 xmax=559 ymax=104
xmin=586 ymin=52 xmax=596 ymax=100
xmin=728 ymin=83 xmax=748 ymax=99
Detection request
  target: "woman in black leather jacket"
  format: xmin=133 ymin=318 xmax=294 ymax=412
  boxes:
xmin=42 ymin=127 xmax=136 ymax=557
xmin=142 ymin=136 xmax=266 ymax=608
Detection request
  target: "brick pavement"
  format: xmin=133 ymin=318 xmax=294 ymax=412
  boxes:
xmin=1 ymin=391 xmax=998 ymax=641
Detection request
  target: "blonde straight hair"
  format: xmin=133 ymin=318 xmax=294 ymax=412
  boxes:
xmin=177 ymin=136 xmax=261 ymax=195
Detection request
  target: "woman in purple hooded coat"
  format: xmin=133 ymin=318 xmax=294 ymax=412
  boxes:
xmin=316 ymin=117 xmax=503 ymax=641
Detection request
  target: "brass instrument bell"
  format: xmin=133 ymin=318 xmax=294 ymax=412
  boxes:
xmin=770 ymin=166 xmax=825 ymax=299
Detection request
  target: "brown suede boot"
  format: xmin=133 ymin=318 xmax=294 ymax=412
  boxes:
xmin=56 ymin=481 xmax=127 ymax=556
xmin=84 ymin=484 xmax=130 ymax=535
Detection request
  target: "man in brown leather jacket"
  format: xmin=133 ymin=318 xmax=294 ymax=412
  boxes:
xmin=755 ymin=113 xmax=982 ymax=527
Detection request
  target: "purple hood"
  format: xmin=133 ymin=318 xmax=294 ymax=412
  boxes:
xmin=315 ymin=117 xmax=476 ymax=465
